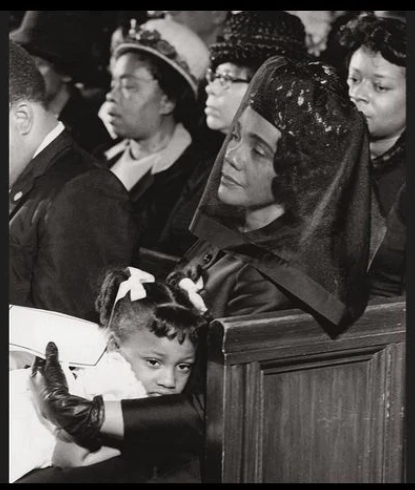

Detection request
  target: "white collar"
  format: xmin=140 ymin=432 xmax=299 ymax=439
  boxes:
xmin=151 ymin=123 xmax=192 ymax=175
xmin=32 ymin=121 xmax=65 ymax=159
xmin=110 ymin=123 xmax=192 ymax=191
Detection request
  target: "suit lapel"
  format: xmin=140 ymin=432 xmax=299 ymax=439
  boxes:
xmin=9 ymin=131 xmax=73 ymax=220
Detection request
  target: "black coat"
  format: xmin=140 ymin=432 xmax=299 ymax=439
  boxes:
xmin=9 ymin=130 xmax=138 ymax=322
xmin=176 ymin=239 xmax=292 ymax=319
xmin=97 ymin=139 xmax=203 ymax=257
xmin=368 ymin=134 xmax=406 ymax=297
xmin=156 ymin=132 xmax=225 ymax=257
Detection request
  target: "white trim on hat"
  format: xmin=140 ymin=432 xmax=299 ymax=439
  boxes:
xmin=114 ymin=43 xmax=198 ymax=97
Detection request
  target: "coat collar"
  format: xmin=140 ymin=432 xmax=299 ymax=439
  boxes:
xmin=371 ymin=131 xmax=406 ymax=174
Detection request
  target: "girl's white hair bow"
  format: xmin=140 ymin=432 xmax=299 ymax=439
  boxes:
xmin=178 ymin=276 xmax=207 ymax=313
xmin=114 ymin=267 xmax=155 ymax=305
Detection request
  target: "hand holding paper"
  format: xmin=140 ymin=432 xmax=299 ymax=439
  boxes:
xmin=30 ymin=342 xmax=105 ymax=450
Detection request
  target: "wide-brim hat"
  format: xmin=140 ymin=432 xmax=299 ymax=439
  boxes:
xmin=10 ymin=11 xmax=99 ymax=84
xmin=210 ymin=11 xmax=308 ymax=68
xmin=113 ymin=18 xmax=210 ymax=97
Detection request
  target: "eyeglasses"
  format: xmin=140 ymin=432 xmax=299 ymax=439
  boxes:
xmin=205 ymin=68 xmax=251 ymax=90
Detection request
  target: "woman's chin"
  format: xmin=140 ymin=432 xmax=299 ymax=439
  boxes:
xmin=206 ymin=116 xmax=226 ymax=133
xmin=218 ymin=184 xmax=242 ymax=206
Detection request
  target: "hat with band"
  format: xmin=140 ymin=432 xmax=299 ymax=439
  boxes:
xmin=114 ymin=18 xmax=210 ymax=97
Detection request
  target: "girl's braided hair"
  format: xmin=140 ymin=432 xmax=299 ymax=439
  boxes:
xmin=95 ymin=267 xmax=211 ymax=347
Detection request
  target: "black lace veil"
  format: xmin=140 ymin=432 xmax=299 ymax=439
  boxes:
xmin=190 ymin=55 xmax=371 ymax=331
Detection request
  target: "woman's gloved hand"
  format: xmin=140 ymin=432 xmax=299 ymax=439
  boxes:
xmin=30 ymin=341 xmax=105 ymax=450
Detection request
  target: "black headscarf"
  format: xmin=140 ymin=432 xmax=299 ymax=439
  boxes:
xmin=190 ymin=55 xmax=371 ymax=331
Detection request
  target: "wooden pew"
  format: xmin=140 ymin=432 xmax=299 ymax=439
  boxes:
xmin=204 ymin=297 xmax=406 ymax=483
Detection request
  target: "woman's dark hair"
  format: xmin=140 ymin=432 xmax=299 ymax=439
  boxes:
xmin=338 ymin=13 xmax=406 ymax=69
xmin=271 ymin=132 xmax=300 ymax=214
xmin=319 ymin=11 xmax=372 ymax=78
xmin=129 ymin=51 xmax=198 ymax=132
xmin=95 ymin=267 xmax=210 ymax=348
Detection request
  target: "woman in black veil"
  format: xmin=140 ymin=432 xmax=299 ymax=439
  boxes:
xmin=26 ymin=55 xmax=372 ymax=483
xmin=179 ymin=54 xmax=371 ymax=332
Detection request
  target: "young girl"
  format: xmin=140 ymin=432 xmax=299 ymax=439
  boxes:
xmin=10 ymin=266 xmax=209 ymax=482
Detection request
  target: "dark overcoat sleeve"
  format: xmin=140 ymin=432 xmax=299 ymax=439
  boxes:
xmin=121 ymin=394 xmax=205 ymax=455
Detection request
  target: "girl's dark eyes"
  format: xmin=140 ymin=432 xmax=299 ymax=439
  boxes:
xmin=144 ymin=360 xmax=193 ymax=372
xmin=178 ymin=364 xmax=193 ymax=373
xmin=146 ymin=359 xmax=159 ymax=367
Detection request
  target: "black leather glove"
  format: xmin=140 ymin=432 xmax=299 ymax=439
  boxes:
xmin=30 ymin=341 xmax=105 ymax=450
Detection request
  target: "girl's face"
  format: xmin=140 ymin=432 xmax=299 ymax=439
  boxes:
xmin=205 ymin=62 xmax=251 ymax=134
xmin=117 ymin=328 xmax=196 ymax=396
xmin=218 ymin=105 xmax=281 ymax=209
xmin=106 ymin=52 xmax=172 ymax=141
xmin=347 ymin=46 xmax=406 ymax=141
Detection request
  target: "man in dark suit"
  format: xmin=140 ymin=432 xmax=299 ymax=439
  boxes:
xmin=9 ymin=40 xmax=138 ymax=322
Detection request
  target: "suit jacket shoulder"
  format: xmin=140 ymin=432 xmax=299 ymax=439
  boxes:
xmin=9 ymin=131 xmax=136 ymax=320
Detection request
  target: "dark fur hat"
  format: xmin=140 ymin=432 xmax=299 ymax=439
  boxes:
xmin=210 ymin=11 xmax=307 ymax=68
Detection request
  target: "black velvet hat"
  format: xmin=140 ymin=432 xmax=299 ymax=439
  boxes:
xmin=10 ymin=11 xmax=99 ymax=83
xmin=210 ymin=11 xmax=308 ymax=68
